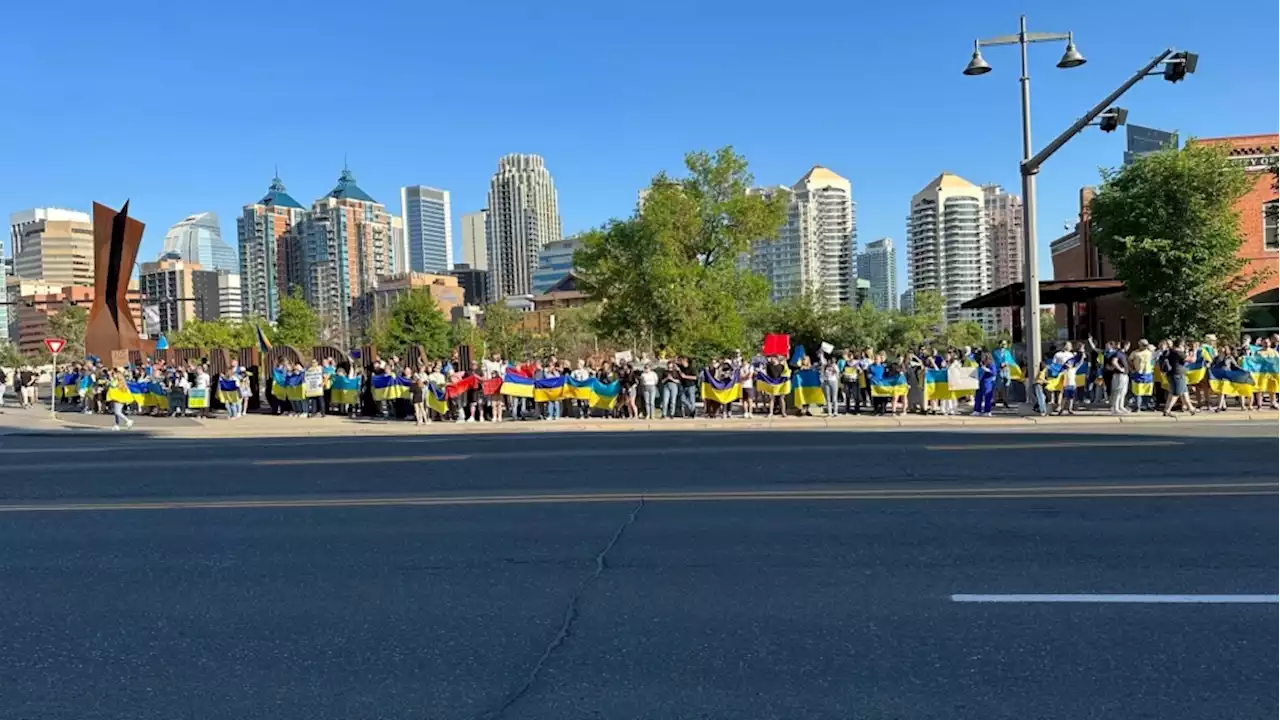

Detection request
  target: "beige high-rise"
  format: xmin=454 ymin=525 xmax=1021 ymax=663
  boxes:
xmin=982 ymin=184 xmax=1024 ymax=334
xmin=13 ymin=215 xmax=95 ymax=286
xmin=486 ymin=154 xmax=561 ymax=298
xmin=906 ymin=172 xmax=993 ymax=331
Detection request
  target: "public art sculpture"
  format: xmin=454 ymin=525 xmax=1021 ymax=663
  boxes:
xmin=85 ymin=201 xmax=145 ymax=363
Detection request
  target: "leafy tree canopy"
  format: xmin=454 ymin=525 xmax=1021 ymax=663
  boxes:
xmin=576 ymin=146 xmax=787 ymax=358
xmin=274 ymin=288 xmax=320 ymax=348
xmin=1090 ymin=142 xmax=1265 ymax=339
xmin=369 ymin=288 xmax=452 ymax=358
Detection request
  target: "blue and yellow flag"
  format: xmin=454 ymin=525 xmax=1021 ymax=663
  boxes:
xmin=1209 ymin=366 xmax=1255 ymax=398
xmin=1129 ymin=372 xmax=1153 ymax=397
xmin=283 ymin=371 xmax=305 ymax=401
xmin=1185 ymin=353 xmax=1208 ymax=386
xmin=330 ymin=374 xmax=360 ymax=406
xmin=1244 ymin=351 xmax=1279 ymax=393
xmin=791 ymin=368 xmax=825 ymax=406
xmin=188 ymin=387 xmax=209 ymax=409
xmin=217 ymin=378 xmax=241 ymax=406
xmin=500 ymin=370 xmax=535 ymax=398
xmin=145 ymin=380 xmax=169 ymax=410
xmin=589 ymin=378 xmax=620 ymax=410
xmin=700 ymin=368 xmax=742 ymax=405
xmin=125 ymin=380 xmax=148 ymax=406
xmin=270 ymin=369 xmax=288 ymax=399
xmin=754 ymin=372 xmax=791 ymax=397
xmin=256 ymin=325 xmax=272 ymax=353
xmin=924 ymin=369 xmax=950 ymax=402
xmin=426 ymin=383 xmax=450 ymax=414
xmin=106 ymin=380 xmax=135 ymax=406
xmin=871 ymin=370 xmax=909 ymax=398
xmin=566 ymin=375 xmax=594 ymax=401
xmin=533 ymin=376 xmax=567 ymax=403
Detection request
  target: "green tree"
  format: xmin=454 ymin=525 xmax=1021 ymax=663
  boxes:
xmin=479 ymin=302 xmax=530 ymax=359
xmin=886 ymin=290 xmax=944 ymax=349
xmin=750 ymin=292 xmax=833 ymax=354
xmin=0 ymin=342 xmax=22 ymax=368
xmin=48 ymin=304 xmax=88 ymax=358
xmin=369 ymin=289 xmax=452 ymax=358
xmin=274 ymin=289 xmax=319 ymax=348
xmin=576 ymin=147 xmax=788 ymax=358
xmin=941 ymin=320 xmax=986 ymax=349
xmin=1090 ymin=142 xmax=1266 ymax=339
xmin=1039 ymin=310 xmax=1059 ymax=344
xmin=169 ymin=318 xmax=256 ymax=349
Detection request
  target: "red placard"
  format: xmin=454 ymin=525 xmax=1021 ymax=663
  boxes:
xmin=762 ymin=333 xmax=789 ymax=357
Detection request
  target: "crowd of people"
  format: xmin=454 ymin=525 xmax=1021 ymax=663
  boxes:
xmin=5 ymin=331 xmax=1276 ymax=429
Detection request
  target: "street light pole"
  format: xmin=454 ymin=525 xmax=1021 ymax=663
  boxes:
xmin=1017 ymin=17 xmax=1042 ymax=402
xmin=965 ymin=16 xmax=1082 ymax=400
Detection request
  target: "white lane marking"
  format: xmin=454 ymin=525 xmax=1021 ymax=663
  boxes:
xmin=951 ymin=594 xmax=1279 ymax=604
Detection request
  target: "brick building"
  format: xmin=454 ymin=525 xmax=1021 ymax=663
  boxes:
xmin=1050 ymin=133 xmax=1278 ymax=342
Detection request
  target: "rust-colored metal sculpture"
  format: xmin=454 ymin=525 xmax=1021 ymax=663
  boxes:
xmin=85 ymin=201 xmax=145 ymax=362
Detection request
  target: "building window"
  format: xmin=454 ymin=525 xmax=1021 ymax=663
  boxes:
xmin=1264 ymin=200 xmax=1278 ymax=251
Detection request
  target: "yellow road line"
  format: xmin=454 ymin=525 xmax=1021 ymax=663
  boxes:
xmin=926 ymin=440 xmax=1184 ymax=451
xmin=0 ymin=483 xmax=1271 ymax=514
xmin=256 ymin=455 xmax=469 ymax=466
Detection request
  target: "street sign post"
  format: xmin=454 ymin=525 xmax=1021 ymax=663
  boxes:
xmin=44 ymin=338 xmax=65 ymax=418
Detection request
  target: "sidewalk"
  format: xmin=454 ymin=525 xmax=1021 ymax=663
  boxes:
xmin=1 ymin=404 xmax=1274 ymax=439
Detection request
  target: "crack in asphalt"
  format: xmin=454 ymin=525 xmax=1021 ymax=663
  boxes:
xmin=476 ymin=498 xmax=646 ymax=719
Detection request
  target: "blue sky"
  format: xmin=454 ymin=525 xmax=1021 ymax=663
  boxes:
xmin=2 ymin=0 xmax=1276 ymax=294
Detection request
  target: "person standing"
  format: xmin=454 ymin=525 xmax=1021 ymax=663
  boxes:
xmin=677 ymin=356 xmax=698 ymax=418
xmin=1109 ymin=341 xmax=1130 ymax=414
xmin=1032 ymin=361 xmax=1049 ymax=416
xmin=973 ymin=352 xmax=996 ymax=417
xmin=410 ymin=369 xmax=427 ymax=425
xmin=738 ymin=360 xmax=756 ymax=419
xmin=106 ymin=369 xmax=134 ymax=430
xmin=992 ymin=340 xmax=1015 ymax=409
xmin=20 ymin=366 xmax=37 ymax=408
xmin=304 ymin=360 xmax=325 ymax=418
xmin=1162 ymin=339 xmax=1197 ymax=417
xmin=640 ymin=363 xmax=659 ymax=419
xmin=0 ymin=366 xmax=7 ymax=411
xmin=820 ymin=353 xmax=840 ymax=418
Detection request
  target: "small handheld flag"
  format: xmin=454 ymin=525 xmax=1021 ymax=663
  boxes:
xmin=256 ymin=325 xmax=273 ymax=353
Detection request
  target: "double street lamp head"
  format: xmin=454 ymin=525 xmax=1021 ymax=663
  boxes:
xmin=962 ymin=33 xmax=1086 ymax=75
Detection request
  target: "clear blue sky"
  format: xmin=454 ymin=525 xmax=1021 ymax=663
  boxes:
xmin=2 ymin=0 xmax=1276 ymax=294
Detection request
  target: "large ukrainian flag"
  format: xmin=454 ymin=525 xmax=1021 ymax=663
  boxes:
xmin=871 ymin=371 xmax=908 ymax=398
xmin=284 ymin=372 xmax=305 ymax=401
xmin=1245 ymin=351 xmax=1279 ymax=393
xmin=145 ymin=380 xmax=169 ymax=410
xmin=426 ymin=383 xmax=450 ymax=414
xmin=924 ymin=369 xmax=950 ymax=402
xmin=501 ymin=370 xmax=535 ymax=398
xmin=589 ymin=378 xmax=620 ymax=410
xmin=566 ymin=375 xmax=594 ymax=401
xmin=126 ymin=381 xmax=148 ymax=406
xmin=791 ymin=368 xmax=825 ymax=406
xmin=534 ymin=376 xmax=567 ymax=402
xmin=700 ymin=368 xmax=742 ymax=405
xmin=1129 ymin=372 xmax=1153 ymax=397
xmin=370 ymin=374 xmax=397 ymax=402
xmin=330 ymin=375 xmax=360 ymax=406
xmin=1209 ymin=366 xmax=1255 ymax=397
xmin=755 ymin=372 xmax=791 ymax=397
xmin=216 ymin=378 xmax=241 ymax=406
xmin=1185 ymin=352 xmax=1208 ymax=386
xmin=270 ymin=369 xmax=288 ymax=400
xmin=107 ymin=380 xmax=135 ymax=406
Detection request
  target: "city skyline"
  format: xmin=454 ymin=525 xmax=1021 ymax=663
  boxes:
xmin=4 ymin=2 xmax=1271 ymax=305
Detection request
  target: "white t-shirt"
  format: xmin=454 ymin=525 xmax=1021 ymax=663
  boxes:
xmin=482 ymin=359 xmax=504 ymax=379
xmin=196 ymin=371 xmax=210 ymax=389
xmin=641 ymin=370 xmax=658 ymax=386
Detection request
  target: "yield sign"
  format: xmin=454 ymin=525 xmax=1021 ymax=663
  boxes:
xmin=44 ymin=337 xmax=66 ymax=355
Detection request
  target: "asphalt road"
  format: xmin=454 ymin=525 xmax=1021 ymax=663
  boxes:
xmin=0 ymin=424 xmax=1275 ymax=719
